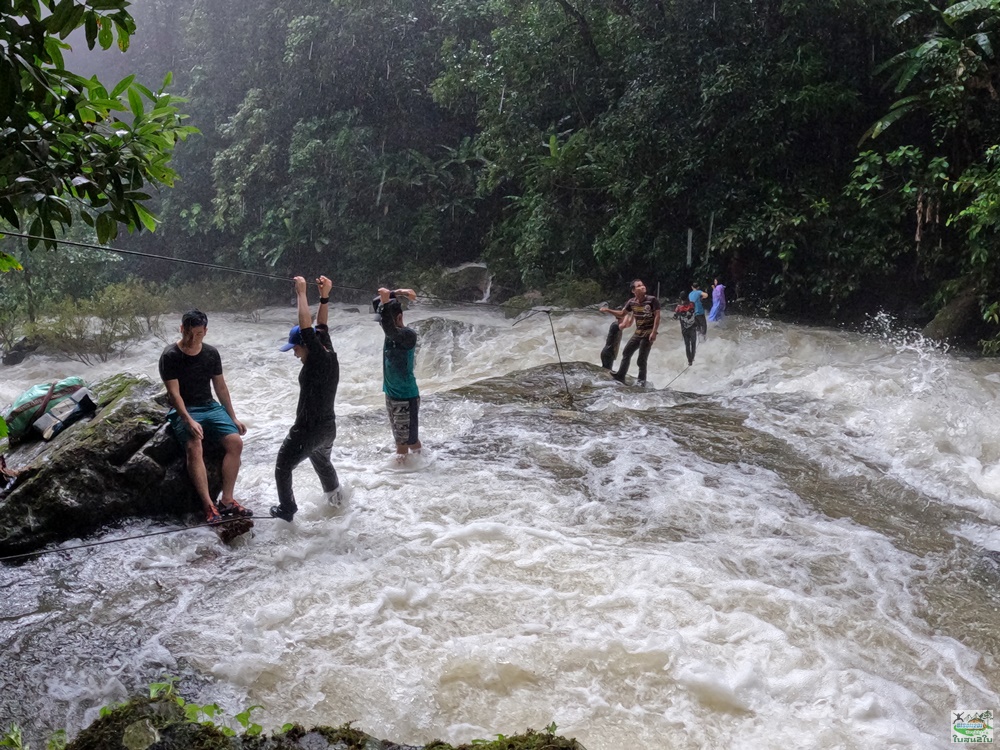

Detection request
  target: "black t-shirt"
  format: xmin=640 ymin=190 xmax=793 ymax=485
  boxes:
xmin=295 ymin=325 xmax=339 ymax=427
xmin=158 ymin=343 xmax=223 ymax=407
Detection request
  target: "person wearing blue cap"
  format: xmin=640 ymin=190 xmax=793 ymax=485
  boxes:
xmin=375 ymin=285 xmax=420 ymax=464
xmin=270 ymin=275 xmax=341 ymax=522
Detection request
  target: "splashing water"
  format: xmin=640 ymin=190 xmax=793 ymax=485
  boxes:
xmin=1 ymin=306 xmax=998 ymax=750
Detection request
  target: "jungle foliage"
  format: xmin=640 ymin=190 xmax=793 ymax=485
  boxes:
xmin=0 ymin=0 xmax=197 ymax=268
xmin=7 ymin=0 xmax=1000 ymax=346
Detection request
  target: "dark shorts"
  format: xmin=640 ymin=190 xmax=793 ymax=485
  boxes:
xmin=385 ymin=395 xmax=420 ymax=446
xmin=167 ymin=402 xmax=239 ymax=445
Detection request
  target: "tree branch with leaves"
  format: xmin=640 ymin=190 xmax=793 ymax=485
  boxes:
xmin=0 ymin=0 xmax=198 ymax=271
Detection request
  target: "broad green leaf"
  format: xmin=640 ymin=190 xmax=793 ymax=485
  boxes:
xmin=110 ymin=74 xmax=135 ymax=98
xmin=46 ymin=0 xmax=76 ymax=34
xmin=98 ymin=17 xmax=113 ymax=49
xmin=78 ymin=106 xmax=98 ymax=123
xmin=134 ymin=82 xmax=155 ymax=100
xmin=128 ymin=87 xmax=144 ymax=118
xmin=944 ymin=0 xmax=1000 ymax=21
xmin=84 ymin=13 xmax=98 ymax=48
xmin=861 ymin=99 xmax=918 ymax=142
xmin=65 ymin=4 xmax=88 ymax=34
xmin=972 ymin=32 xmax=994 ymax=58
xmin=96 ymin=211 xmax=117 ymax=243
xmin=894 ymin=58 xmax=924 ymax=93
xmin=43 ymin=35 xmax=67 ymax=68
xmin=0 ymin=253 xmax=23 ymax=273
xmin=133 ymin=202 xmax=158 ymax=231
xmin=0 ymin=199 xmax=20 ymax=228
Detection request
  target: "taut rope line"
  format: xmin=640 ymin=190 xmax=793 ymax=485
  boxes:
xmin=0 ymin=515 xmax=282 ymax=564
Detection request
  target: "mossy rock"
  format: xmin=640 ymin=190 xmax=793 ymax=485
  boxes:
xmin=0 ymin=373 xmax=225 ymax=557
xmin=65 ymin=698 xmax=586 ymax=750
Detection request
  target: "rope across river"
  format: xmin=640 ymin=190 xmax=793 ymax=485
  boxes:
xmin=0 ymin=516 xmax=286 ymax=564
xmin=0 ymin=230 xmax=605 ymax=401
xmin=0 ymin=231 xmax=699 ymax=565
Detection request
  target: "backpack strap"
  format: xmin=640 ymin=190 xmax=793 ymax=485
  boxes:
xmin=26 ymin=382 xmax=58 ymax=432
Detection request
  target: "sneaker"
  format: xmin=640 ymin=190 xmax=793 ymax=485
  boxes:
xmin=324 ymin=487 xmax=343 ymax=508
xmin=269 ymin=505 xmax=296 ymax=522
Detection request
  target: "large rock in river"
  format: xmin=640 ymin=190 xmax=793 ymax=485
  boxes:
xmin=0 ymin=373 xmax=224 ymax=557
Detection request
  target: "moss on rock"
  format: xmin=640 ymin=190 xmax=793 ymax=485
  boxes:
xmin=0 ymin=373 xmax=227 ymax=556
xmin=64 ymin=698 xmax=586 ymax=750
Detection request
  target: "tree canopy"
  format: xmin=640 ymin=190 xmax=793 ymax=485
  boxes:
xmin=0 ymin=0 xmax=196 ymax=270
xmin=8 ymin=0 xmax=1000 ymax=347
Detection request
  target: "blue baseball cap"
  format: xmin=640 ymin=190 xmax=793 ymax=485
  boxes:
xmin=280 ymin=325 xmax=304 ymax=351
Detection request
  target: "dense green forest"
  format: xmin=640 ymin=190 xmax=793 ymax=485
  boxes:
xmin=5 ymin=0 xmax=1000 ymax=348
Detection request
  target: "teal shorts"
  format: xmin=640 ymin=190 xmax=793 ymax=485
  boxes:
xmin=167 ymin=402 xmax=239 ymax=445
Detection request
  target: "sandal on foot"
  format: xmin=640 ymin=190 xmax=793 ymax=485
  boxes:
xmin=206 ymin=508 xmax=223 ymax=526
xmin=218 ymin=499 xmax=253 ymax=518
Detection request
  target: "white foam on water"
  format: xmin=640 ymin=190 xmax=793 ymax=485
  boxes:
xmin=2 ymin=306 xmax=998 ymax=750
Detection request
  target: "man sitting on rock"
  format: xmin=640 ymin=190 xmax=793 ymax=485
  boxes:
xmin=158 ymin=309 xmax=250 ymax=524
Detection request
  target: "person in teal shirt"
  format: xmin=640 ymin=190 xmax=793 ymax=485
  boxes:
xmin=376 ymin=286 xmax=421 ymax=463
xmin=689 ymin=282 xmax=709 ymax=341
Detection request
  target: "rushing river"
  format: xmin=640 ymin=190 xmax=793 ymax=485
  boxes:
xmin=1 ymin=303 xmax=998 ymax=749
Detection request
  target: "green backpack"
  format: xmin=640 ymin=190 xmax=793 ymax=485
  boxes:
xmin=4 ymin=376 xmax=87 ymax=442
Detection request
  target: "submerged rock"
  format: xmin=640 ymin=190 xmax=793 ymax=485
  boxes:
xmin=0 ymin=373 xmax=224 ymax=557
xmin=65 ymin=696 xmax=586 ymax=750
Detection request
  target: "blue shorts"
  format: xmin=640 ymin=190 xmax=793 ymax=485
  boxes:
xmin=167 ymin=402 xmax=239 ymax=445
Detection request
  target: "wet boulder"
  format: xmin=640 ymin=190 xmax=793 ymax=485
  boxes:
xmin=0 ymin=373 xmax=224 ymax=558
xmin=418 ymin=262 xmax=494 ymax=303
xmin=922 ymin=285 xmax=984 ymax=344
xmin=2 ymin=336 xmax=39 ymax=366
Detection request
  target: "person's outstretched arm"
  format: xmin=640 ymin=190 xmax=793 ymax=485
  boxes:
xmin=317 ymin=275 xmax=332 ymax=327
xmin=600 ymin=306 xmax=628 ymax=320
xmin=378 ymin=287 xmax=417 ymax=348
xmin=394 ymin=288 xmax=417 ymax=301
xmin=294 ymin=276 xmax=312 ymax=329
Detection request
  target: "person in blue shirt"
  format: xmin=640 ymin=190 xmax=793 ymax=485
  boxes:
xmin=376 ymin=286 xmax=421 ymax=463
xmin=689 ymin=282 xmax=709 ymax=342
